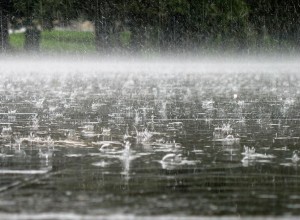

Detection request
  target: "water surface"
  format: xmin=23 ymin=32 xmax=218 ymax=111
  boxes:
xmin=0 ymin=58 xmax=300 ymax=219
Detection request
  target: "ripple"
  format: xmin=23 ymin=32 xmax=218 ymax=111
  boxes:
xmin=65 ymin=154 xmax=83 ymax=158
xmin=0 ymin=169 xmax=49 ymax=174
xmin=92 ymin=161 xmax=111 ymax=167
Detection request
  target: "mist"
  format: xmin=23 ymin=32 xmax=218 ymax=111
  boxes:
xmin=1 ymin=53 xmax=300 ymax=76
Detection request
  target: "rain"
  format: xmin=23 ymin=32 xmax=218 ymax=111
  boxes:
xmin=1 ymin=1 xmax=300 ymax=220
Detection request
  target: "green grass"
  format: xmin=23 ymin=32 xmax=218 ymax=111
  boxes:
xmin=9 ymin=29 xmax=298 ymax=54
xmin=9 ymin=32 xmax=25 ymax=50
xmin=9 ymin=30 xmax=96 ymax=53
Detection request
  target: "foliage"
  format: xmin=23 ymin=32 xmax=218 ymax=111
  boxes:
xmin=11 ymin=0 xmax=80 ymax=29
xmin=4 ymin=0 xmax=300 ymax=52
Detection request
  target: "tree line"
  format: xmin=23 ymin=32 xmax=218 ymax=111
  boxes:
xmin=1 ymin=0 xmax=300 ymax=53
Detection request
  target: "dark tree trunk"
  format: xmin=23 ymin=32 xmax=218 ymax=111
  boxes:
xmin=0 ymin=7 xmax=9 ymax=52
xmin=95 ymin=18 xmax=110 ymax=52
xmin=158 ymin=15 xmax=172 ymax=52
xmin=128 ymin=16 xmax=145 ymax=52
xmin=24 ymin=19 xmax=41 ymax=51
xmin=94 ymin=0 xmax=110 ymax=53
xmin=160 ymin=15 xmax=182 ymax=52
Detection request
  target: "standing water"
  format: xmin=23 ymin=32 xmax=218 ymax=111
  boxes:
xmin=0 ymin=56 xmax=300 ymax=219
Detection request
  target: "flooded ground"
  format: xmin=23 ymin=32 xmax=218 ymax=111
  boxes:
xmin=1 ymin=57 xmax=300 ymax=219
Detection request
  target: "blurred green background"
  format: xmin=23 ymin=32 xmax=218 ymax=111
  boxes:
xmin=1 ymin=0 xmax=300 ymax=54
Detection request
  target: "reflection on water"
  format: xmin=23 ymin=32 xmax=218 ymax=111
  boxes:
xmin=1 ymin=64 xmax=300 ymax=217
